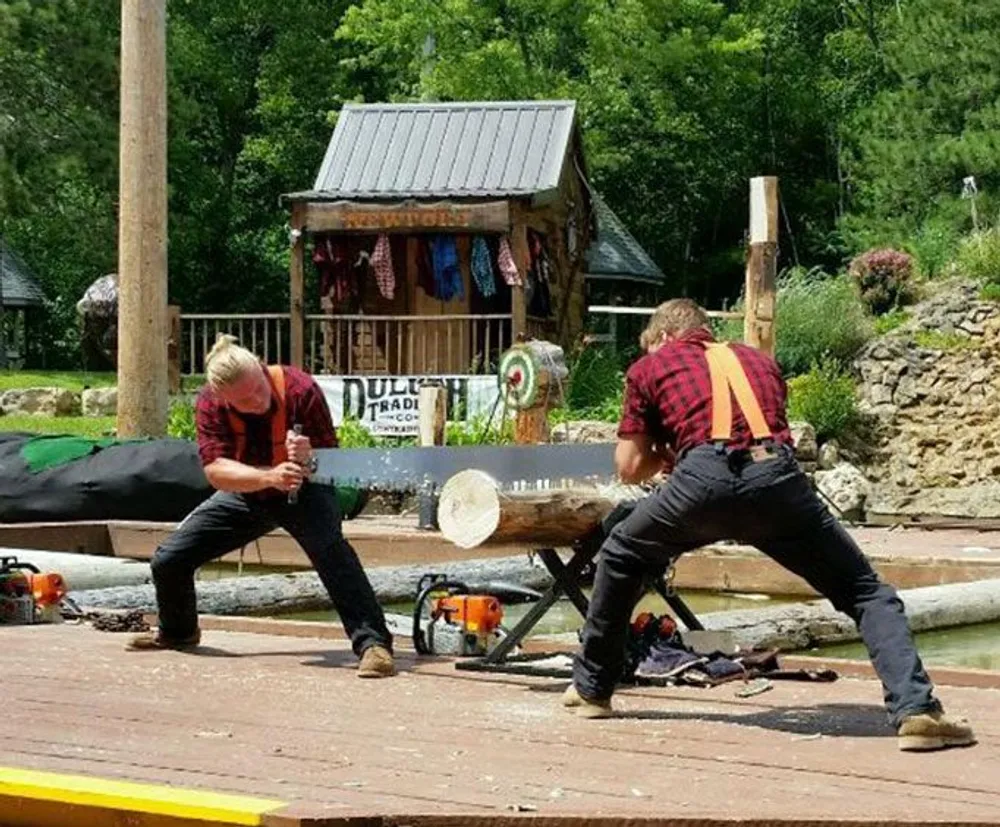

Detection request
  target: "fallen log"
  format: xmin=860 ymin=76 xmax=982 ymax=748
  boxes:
xmin=540 ymin=577 xmax=1000 ymax=653
xmin=71 ymin=553 xmax=554 ymax=616
xmin=436 ymin=469 xmax=641 ymax=549
xmin=3 ymin=548 xmax=151 ymax=591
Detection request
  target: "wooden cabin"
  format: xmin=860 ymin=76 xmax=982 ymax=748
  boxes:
xmin=282 ymin=100 xmax=660 ymax=377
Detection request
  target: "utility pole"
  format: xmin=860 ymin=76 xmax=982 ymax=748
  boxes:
xmin=117 ymin=0 xmax=168 ymax=436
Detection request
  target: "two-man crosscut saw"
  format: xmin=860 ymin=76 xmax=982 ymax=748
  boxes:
xmin=311 ymin=443 xmax=618 ymax=493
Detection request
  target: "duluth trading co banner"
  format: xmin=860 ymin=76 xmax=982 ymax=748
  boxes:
xmin=314 ymin=375 xmax=501 ymax=437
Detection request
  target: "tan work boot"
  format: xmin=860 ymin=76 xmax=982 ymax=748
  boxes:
xmin=897 ymin=711 xmax=976 ymax=752
xmin=126 ymin=629 xmax=201 ymax=652
xmin=357 ymin=645 xmax=395 ymax=678
xmin=562 ymin=684 xmax=614 ymax=719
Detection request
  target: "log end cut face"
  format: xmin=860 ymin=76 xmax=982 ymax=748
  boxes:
xmin=437 ymin=469 xmax=503 ymax=549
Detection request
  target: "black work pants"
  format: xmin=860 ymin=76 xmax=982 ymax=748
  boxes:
xmin=573 ymin=443 xmax=940 ymax=727
xmin=150 ymin=483 xmax=393 ymax=656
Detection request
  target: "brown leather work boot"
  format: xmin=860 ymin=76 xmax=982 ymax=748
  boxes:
xmin=357 ymin=645 xmax=395 ymax=678
xmin=562 ymin=684 xmax=614 ymax=719
xmin=126 ymin=629 xmax=201 ymax=652
xmin=897 ymin=711 xmax=976 ymax=752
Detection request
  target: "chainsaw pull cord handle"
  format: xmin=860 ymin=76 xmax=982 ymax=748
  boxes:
xmin=288 ymin=423 xmax=304 ymax=505
xmin=412 ymin=578 xmax=470 ymax=655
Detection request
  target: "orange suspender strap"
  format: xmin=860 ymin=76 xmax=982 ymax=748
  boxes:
xmin=702 ymin=343 xmax=772 ymax=441
xmin=228 ymin=365 xmax=289 ymax=464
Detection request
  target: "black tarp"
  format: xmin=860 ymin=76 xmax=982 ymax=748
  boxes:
xmin=0 ymin=433 xmax=367 ymax=523
xmin=0 ymin=433 xmax=213 ymax=523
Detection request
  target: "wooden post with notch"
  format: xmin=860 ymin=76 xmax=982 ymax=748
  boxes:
xmin=117 ymin=0 xmax=168 ymax=437
xmin=743 ymin=176 xmax=778 ymax=356
xmin=289 ymin=203 xmax=305 ymax=368
xmin=417 ymin=383 xmax=447 ymax=447
xmin=509 ymin=208 xmax=528 ymax=343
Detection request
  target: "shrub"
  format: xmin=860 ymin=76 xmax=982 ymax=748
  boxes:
xmin=787 ymin=358 xmax=859 ymax=442
xmin=166 ymin=399 xmax=197 ymax=440
xmin=910 ymin=222 xmax=959 ymax=280
xmin=771 ymin=272 xmax=873 ymax=376
xmin=980 ymin=283 xmax=1000 ymax=302
xmin=848 ymin=248 xmax=915 ymax=315
xmin=565 ymin=344 xmax=626 ymax=413
xmin=957 ymin=227 xmax=1000 ymax=286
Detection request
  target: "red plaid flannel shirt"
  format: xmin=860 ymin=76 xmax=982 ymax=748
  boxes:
xmin=195 ymin=365 xmax=337 ymax=469
xmin=618 ymin=328 xmax=792 ymax=458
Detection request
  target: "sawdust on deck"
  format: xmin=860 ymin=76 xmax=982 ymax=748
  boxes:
xmin=2 ymin=623 xmax=999 ymax=825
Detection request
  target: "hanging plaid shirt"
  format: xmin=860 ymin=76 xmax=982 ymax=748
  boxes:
xmin=497 ymin=236 xmax=522 ymax=286
xmin=371 ymin=234 xmax=395 ymax=300
xmin=471 ymin=235 xmax=497 ymax=298
xmin=618 ymin=328 xmax=792 ymax=458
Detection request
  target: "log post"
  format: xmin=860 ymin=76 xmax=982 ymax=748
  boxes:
xmin=437 ymin=469 xmax=641 ymax=549
xmin=117 ymin=0 xmax=168 ymax=437
xmin=290 ymin=203 xmax=306 ymax=369
xmin=510 ymin=211 xmax=529 ymax=342
xmin=743 ymin=176 xmax=778 ymax=356
xmin=167 ymin=304 xmax=181 ymax=395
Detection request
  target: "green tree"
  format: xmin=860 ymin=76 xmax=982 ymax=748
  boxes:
xmin=843 ymin=0 xmax=1000 ymax=251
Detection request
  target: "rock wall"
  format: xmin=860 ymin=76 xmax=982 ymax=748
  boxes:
xmin=854 ymin=281 xmax=1000 ymax=514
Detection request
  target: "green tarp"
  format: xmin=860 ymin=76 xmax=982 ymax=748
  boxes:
xmin=21 ymin=435 xmax=147 ymax=473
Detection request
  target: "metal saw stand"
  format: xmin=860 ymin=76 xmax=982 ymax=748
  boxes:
xmin=453 ymin=535 xmax=705 ymax=681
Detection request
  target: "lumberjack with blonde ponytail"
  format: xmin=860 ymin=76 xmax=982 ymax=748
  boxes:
xmin=204 ymin=333 xmax=262 ymax=391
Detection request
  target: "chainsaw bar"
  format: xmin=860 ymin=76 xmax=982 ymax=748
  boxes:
xmin=312 ymin=443 xmax=618 ymax=492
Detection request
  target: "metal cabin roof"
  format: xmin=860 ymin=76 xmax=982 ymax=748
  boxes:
xmin=0 ymin=239 xmax=45 ymax=307
xmin=287 ymin=100 xmax=579 ymax=201
xmin=585 ymin=195 xmax=665 ymax=285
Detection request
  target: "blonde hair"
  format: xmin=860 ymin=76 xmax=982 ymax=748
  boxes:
xmin=205 ymin=334 xmax=261 ymax=391
xmin=639 ymin=298 xmax=710 ymax=351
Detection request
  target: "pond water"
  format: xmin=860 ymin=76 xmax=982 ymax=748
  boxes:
xmin=803 ymin=622 xmax=1000 ymax=672
xmin=199 ymin=563 xmax=1000 ymax=672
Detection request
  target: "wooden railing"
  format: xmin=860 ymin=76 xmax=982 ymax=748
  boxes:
xmin=585 ymin=305 xmax=744 ymax=348
xmin=181 ymin=314 xmax=291 ymax=375
xmin=180 ymin=312 xmax=513 ymax=376
xmin=306 ymin=313 xmax=512 ymax=376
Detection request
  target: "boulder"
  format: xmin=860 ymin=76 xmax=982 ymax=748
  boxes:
xmin=82 ymin=387 xmax=118 ymax=417
xmin=789 ymin=421 xmax=817 ymax=462
xmin=814 ymin=462 xmax=870 ymax=521
xmin=817 ymin=440 xmax=840 ymax=470
xmin=551 ymin=420 xmax=619 ymax=444
xmin=0 ymin=387 xmax=81 ymax=417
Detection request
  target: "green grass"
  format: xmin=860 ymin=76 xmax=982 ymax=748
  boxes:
xmin=980 ymin=283 xmax=1000 ymax=302
xmin=0 ymin=370 xmax=117 ymax=392
xmin=912 ymin=330 xmax=979 ymax=351
xmin=0 ymin=415 xmax=117 ymax=436
xmin=874 ymin=309 xmax=911 ymax=335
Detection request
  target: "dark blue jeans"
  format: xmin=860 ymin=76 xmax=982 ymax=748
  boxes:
xmin=573 ymin=443 xmax=941 ymax=727
xmin=150 ymin=483 xmax=392 ymax=656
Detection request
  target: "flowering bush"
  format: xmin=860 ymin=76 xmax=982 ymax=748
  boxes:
xmin=848 ymin=248 xmax=914 ymax=316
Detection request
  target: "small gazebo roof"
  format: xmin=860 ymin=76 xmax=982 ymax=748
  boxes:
xmin=585 ymin=195 xmax=665 ymax=285
xmin=1 ymin=239 xmax=45 ymax=307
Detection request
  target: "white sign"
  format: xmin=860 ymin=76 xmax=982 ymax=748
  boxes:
xmin=315 ymin=375 xmax=501 ymax=437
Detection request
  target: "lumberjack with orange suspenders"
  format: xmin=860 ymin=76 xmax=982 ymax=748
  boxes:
xmin=567 ymin=302 xmax=975 ymax=751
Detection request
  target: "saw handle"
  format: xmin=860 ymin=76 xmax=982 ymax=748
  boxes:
xmin=288 ymin=423 xmax=304 ymax=505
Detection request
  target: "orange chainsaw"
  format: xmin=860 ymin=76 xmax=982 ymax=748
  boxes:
xmin=411 ymin=573 xmax=540 ymax=657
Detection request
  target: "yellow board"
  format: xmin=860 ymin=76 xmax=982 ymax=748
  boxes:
xmin=0 ymin=766 xmax=286 ymax=826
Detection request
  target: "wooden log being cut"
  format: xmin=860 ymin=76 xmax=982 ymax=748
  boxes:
xmin=436 ymin=469 xmax=641 ymax=549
